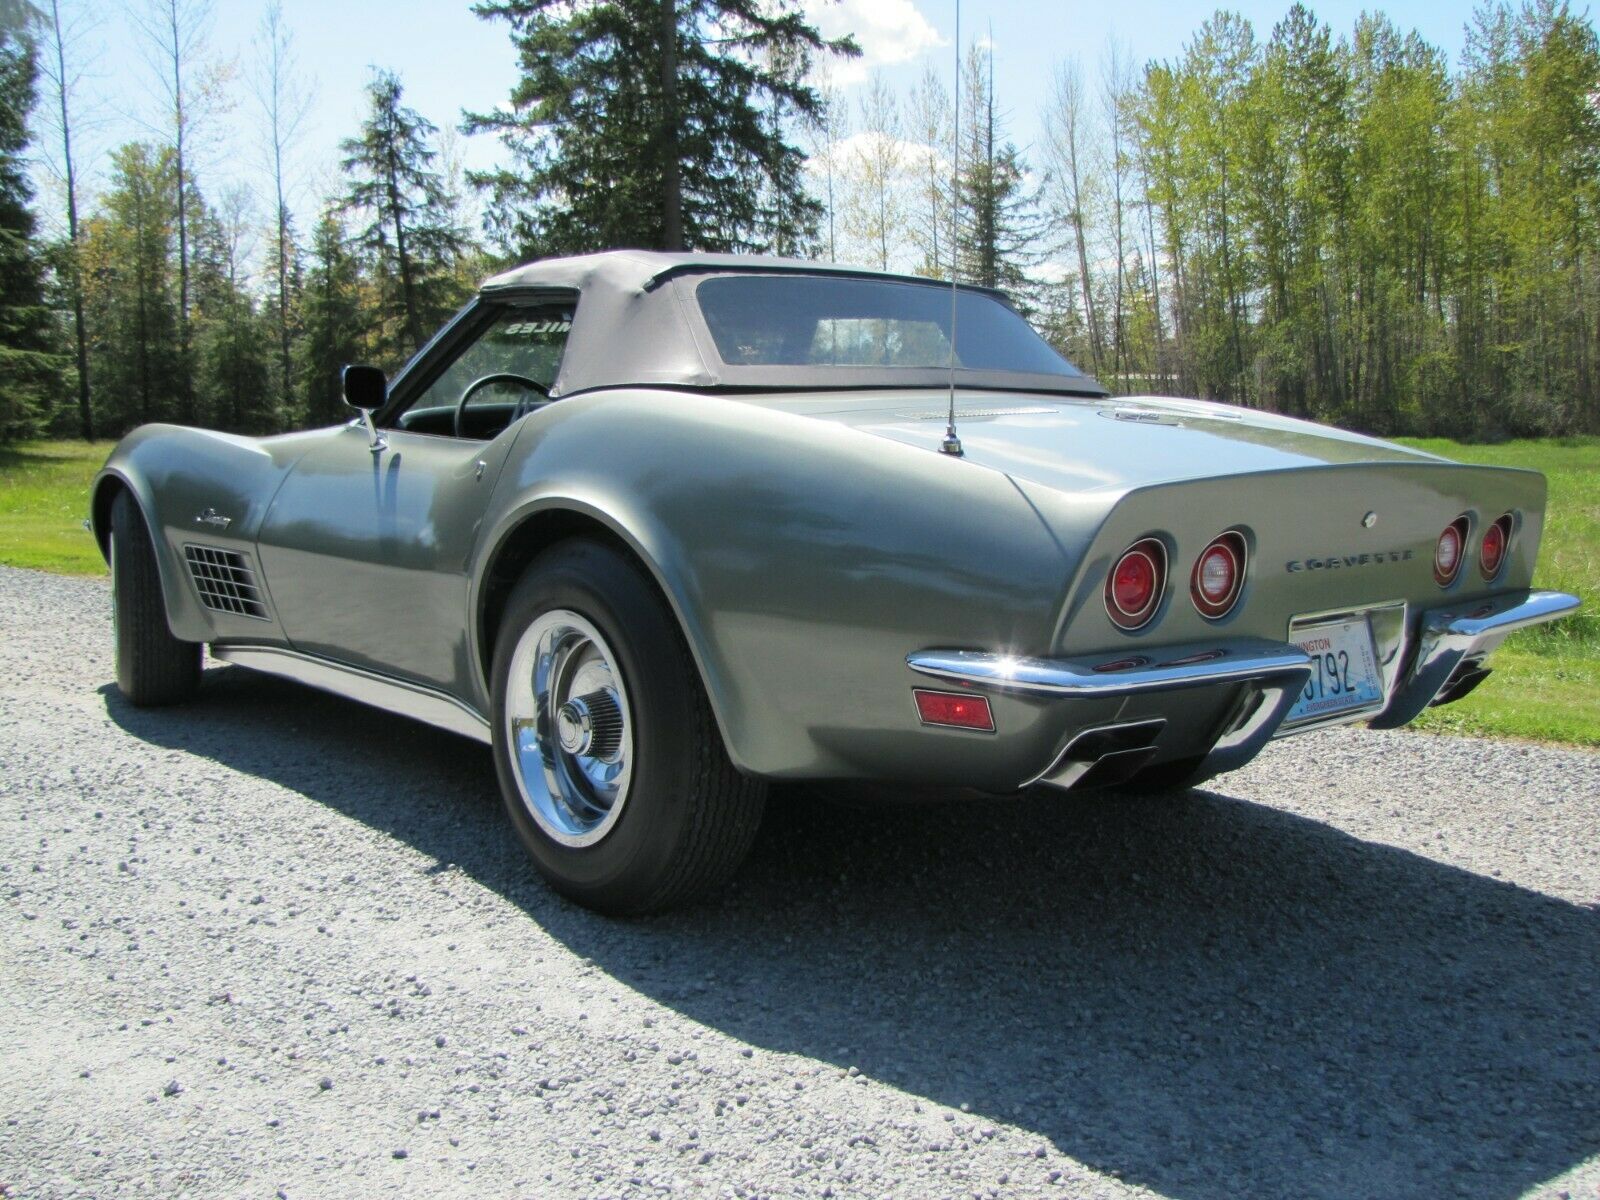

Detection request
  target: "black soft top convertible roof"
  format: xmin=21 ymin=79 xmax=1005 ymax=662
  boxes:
xmin=474 ymin=250 xmax=1108 ymax=399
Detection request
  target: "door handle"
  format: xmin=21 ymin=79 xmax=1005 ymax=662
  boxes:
xmin=474 ymin=459 xmax=487 ymax=480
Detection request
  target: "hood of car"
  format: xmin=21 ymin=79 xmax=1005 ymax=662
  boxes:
xmin=758 ymin=390 xmax=1445 ymax=494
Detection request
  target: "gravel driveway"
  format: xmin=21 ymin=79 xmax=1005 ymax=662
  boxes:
xmin=2 ymin=565 xmax=1597 ymax=1200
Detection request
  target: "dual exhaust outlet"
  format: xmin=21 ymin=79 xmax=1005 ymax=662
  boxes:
xmin=1029 ymin=718 xmax=1168 ymax=792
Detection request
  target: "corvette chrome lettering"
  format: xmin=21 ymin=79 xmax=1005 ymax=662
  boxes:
xmin=1285 ymin=549 xmax=1414 ymax=572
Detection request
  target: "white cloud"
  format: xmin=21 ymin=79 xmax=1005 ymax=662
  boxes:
xmin=825 ymin=130 xmax=940 ymax=170
xmin=1033 ymin=259 xmax=1075 ymax=286
xmin=804 ymin=0 xmax=945 ymax=85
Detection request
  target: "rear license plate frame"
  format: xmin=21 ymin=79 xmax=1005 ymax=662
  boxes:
xmin=1281 ymin=612 xmax=1388 ymax=731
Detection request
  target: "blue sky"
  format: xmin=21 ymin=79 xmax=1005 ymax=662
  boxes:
xmin=34 ymin=0 xmax=1504 ymax=244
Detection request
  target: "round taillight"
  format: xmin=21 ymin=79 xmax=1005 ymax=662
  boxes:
xmin=1105 ymin=538 xmax=1165 ymax=630
xmin=1434 ymin=516 xmax=1469 ymax=587
xmin=1191 ymin=531 xmax=1247 ymax=619
xmin=1480 ymin=514 xmax=1512 ymax=579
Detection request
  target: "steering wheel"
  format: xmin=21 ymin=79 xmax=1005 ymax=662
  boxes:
xmin=454 ymin=372 xmax=549 ymax=438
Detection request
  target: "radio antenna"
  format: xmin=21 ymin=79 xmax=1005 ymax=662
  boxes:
xmin=940 ymin=0 xmax=964 ymax=457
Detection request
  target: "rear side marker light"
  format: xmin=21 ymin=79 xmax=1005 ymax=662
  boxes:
xmin=1435 ymin=515 xmax=1470 ymax=587
xmin=1190 ymin=531 xmax=1247 ymax=619
xmin=1105 ymin=537 xmax=1166 ymax=631
xmin=1480 ymin=514 xmax=1513 ymax=579
xmin=913 ymin=689 xmax=995 ymax=732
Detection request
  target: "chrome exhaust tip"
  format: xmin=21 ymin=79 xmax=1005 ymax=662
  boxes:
xmin=1028 ymin=718 xmax=1167 ymax=792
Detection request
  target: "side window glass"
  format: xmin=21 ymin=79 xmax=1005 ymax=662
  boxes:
xmin=414 ymin=305 xmax=575 ymax=414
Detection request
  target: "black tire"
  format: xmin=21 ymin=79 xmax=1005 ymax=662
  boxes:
xmin=110 ymin=489 xmax=202 ymax=706
xmin=490 ymin=539 xmax=766 ymax=915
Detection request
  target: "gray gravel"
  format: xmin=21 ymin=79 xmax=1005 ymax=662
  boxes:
xmin=2 ymin=564 xmax=1598 ymax=1200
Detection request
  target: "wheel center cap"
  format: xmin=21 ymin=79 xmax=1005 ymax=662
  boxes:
xmin=556 ymin=697 xmax=593 ymax=755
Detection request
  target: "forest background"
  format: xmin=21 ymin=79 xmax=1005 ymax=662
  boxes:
xmin=0 ymin=0 xmax=1597 ymax=442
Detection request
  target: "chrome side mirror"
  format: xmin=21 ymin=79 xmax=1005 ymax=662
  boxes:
xmin=342 ymin=364 xmax=388 ymax=454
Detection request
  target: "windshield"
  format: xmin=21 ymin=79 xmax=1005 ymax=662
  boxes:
xmin=695 ymin=274 xmax=1083 ymax=377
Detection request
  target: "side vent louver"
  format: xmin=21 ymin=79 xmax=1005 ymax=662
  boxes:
xmin=184 ymin=544 xmax=269 ymax=620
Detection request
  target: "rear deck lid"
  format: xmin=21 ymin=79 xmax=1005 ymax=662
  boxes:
xmin=762 ymin=391 xmax=1444 ymax=494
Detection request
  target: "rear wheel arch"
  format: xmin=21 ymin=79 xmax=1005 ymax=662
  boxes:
xmin=474 ymin=504 xmax=740 ymax=765
xmin=487 ymin=537 xmax=766 ymax=913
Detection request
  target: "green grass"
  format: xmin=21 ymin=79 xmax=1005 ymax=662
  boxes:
xmin=1398 ymin=436 xmax=1599 ymax=746
xmin=0 ymin=440 xmax=111 ymax=575
xmin=1 ymin=436 xmax=1596 ymax=744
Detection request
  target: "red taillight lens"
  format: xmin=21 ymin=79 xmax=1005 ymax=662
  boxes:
xmin=1434 ymin=516 xmax=1469 ymax=586
xmin=1480 ymin=514 xmax=1512 ymax=579
xmin=1190 ymin=531 xmax=1247 ymax=619
xmin=1105 ymin=538 xmax=1165 ymax=630
xmin=1114 ymin=554 xmax=1156 ymax=610
xmin=913 ymin=689 xmax=995 ymax=732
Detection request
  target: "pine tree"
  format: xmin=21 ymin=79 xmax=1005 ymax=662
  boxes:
xmin=0 ymin=23 xmax=65 ymax=439
xmin=81 ymin=143 xmax=180 ymax=435
xmin=192 ymin=183 xmax=275 ymax=433
xmin=464 ymin=0 xmax=857 ymax=257
xmin=297 ymin=210 xmax=368 ymax=427
xmin=955 ymin=43 xmax=1040 ymax=304
xmin=339 ymin=69 xmax=468 ymax=361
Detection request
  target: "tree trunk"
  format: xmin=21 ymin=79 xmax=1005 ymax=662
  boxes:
xmin=660 ymin=0 xmax=682 ymax=251
xmin=49 ymin=0 xmax=92 ymax=440
xmin=276 ymin=194 xmax=292 ymax=421
xmin=384 ymin=141 xmax=423 ymax=352
xmin=1140 ymin=167 xmax=1166 ymax=392
xmin=168 ymin=0 xmax=193 ymax=425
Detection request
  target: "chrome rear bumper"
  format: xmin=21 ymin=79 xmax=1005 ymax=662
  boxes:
xmin=909 ymin=638 xmax=1316 ymax=789
xmin=1368 ymin=589 xmax=1580 ymax=729
xmin=906 ymin=638 xmax=1314 ymax=698
xmin=907 ymin=588 xmax=1579 ymax=789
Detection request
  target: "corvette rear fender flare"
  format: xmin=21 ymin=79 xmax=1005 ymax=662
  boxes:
xmin=471 ymin=494 xmax=746 ymax=773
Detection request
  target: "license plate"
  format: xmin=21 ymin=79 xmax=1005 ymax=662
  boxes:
xmin=1284 ymin=616 xmax=1385 ymax=728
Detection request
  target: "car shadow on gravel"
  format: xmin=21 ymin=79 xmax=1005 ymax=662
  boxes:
xmin=105 ymin=665 xmax=1600 ymax=1200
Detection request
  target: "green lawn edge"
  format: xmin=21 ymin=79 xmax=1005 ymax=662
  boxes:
xmin=0 ymin=440 xmax=111 ymax=575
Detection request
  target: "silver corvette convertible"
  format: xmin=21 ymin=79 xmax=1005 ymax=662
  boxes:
xmin=93 ymin=251 xmax=1580 ymax=913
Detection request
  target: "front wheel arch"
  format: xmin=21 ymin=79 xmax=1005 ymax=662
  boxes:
xmin=90 ymin=474 xmax=131 ymax=564
xmin=110 ymin=488 xmax=202 ymax=705
xmin=93 ymin=473 xmax=191 ymax=640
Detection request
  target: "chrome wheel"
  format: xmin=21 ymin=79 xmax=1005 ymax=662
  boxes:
xmin=504 ymin=609 xmax=634 ymax=847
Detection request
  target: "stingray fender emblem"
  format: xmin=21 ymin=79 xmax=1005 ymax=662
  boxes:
xmin=195 ymin=507 xmax=232 ymax=530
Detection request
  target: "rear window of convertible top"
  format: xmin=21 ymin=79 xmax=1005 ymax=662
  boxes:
xmin=693 ymin=274 xmax=1084 ymax=377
